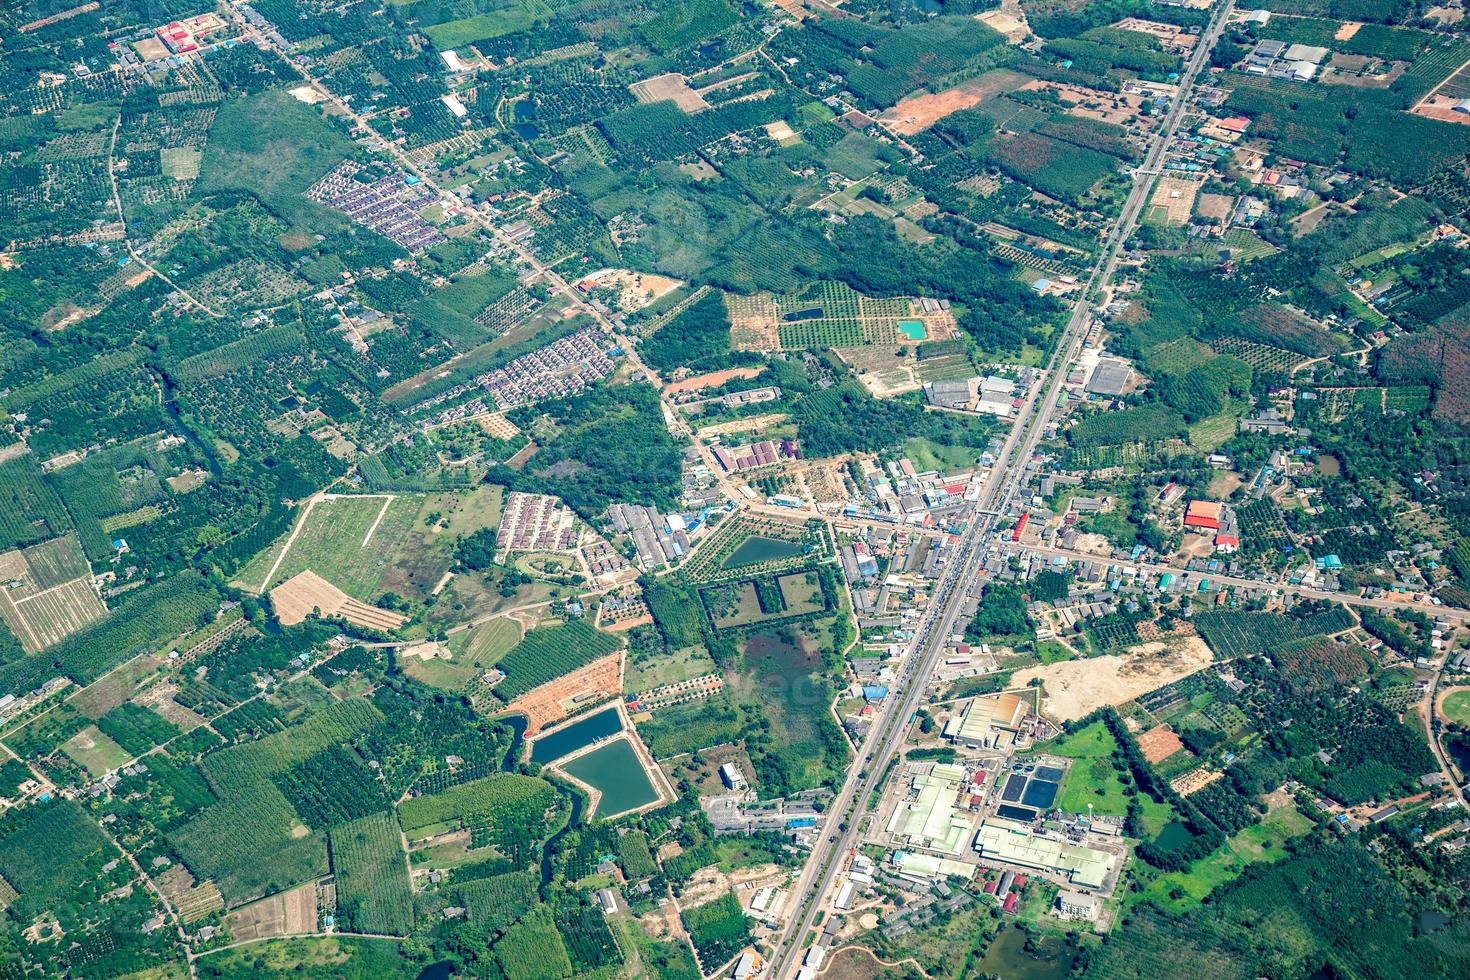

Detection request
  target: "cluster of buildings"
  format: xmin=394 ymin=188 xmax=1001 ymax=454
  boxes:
xmin=711 ymin=437 xmax=799 ymax=474
xmin=1239 ymin=37 xmax=1330 ymax=82
xmin=841 ymin=455 xmax=998 ymax=529
xmin=923 ymin=374 xmax=1026 ymax=416
xmin=306 ymin=162 xmax=447 ymax=256
xmin=1183 ymin=499 xmax=1241 ymax=553
xmin=495 ymin=491 xmax=577 ymax=555
xmin=416 ymin=328 xmax=620 ymax=426
xmin=605 ymin=502 xmax=695 ymax=569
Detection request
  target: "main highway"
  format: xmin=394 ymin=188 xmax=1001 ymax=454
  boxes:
xmin=763 ymin=3 xmax=1237 ymax=974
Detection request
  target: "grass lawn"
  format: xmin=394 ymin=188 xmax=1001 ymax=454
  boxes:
xmin=61 ymin=725 xmax=132 ymax=777
xmin=1442 ymin=689 xmax=1470 ymax=726
xmin=196 ymin=89 xmax=352 ymax=234
xmin=1134 ymin=804 xmax=1313 ymax=912
xmin=903 ymin=436 xmax=981 ymax=472
xmin=1046 ymin=721 xmax=1173 ymax=826
xmin=626 ymin=645 xmax=717 ymax=692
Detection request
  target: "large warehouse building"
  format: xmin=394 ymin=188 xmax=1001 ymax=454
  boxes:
xmin=973 ymin=819 xmax=1117 ymax=890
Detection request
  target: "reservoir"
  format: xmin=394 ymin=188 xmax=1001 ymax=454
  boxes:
xmin=723 ymin=535 xmax=804 ymax=568
xmin=561 ymin=737 xmax=660 ymax=819
xmin=530 ymin=706 xmax=622 ymax=765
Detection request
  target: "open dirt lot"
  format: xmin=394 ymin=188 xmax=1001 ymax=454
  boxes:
xmin=1012 ymin=637 xmax=1214 ymax=722
xmin=270 ymin=569 xmax=408 ymax=631
xmin=879 ymin=69 xmax=1030 ymax=135
xmin=1136 ymin=724 xmax=1186 ymax=764
xmin=630 ymin=73 xmax=707 ymax=112
xmin=507 ymin=652 xmax=624 ymax=737
xmin=1020 ymin=80 xmax=1149 ymax=127
xmin=665 ymin=366 xmax=765 ymax=395
xmin=1148 ymin=176 xmax=1202 ymax=226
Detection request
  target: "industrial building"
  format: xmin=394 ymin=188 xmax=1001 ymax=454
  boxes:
xmin=885 ymin=763 xmax=974 ymax=856
xmin=945 ymin=693 xmax=1029 ymax=748
xmin=1084 ymin=358 xmax=1133 ymax=396
xmin=973 ymin=819 xmax=1117 ymax=890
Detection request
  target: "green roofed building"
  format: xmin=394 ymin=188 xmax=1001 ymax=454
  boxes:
xmin=973 ymin=819 xmax=1117 ymax=890
xmin=885 ymin=763 xmax=974 ymax=856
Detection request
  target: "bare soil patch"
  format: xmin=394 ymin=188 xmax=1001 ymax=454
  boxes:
xmin=879 ymin=69 xmax=1029 ymax=135
xmin=270 ymin=569 xmax=408 ymax=631
xmin=506 ymin=652 xmax=624 ymax=737
xmin=1012 ymin=637 xmax=1214 ymax=722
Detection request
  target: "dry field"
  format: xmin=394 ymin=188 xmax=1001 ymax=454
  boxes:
xmin=1011 ymin=637 xmax=1214 ymax=722
xmin=1136 ymin=723 xmax=1186 ymax=764
xmin=223 ymin=882 xmax=318 ymax=942
xmin=0 ymin=534 xmax=105 ymax=654
xmin=506 ymin=651 xmax=624 ymax=736
xmin=156 ymin=866 xmax=225 ymax=924
xmin=878 ymin=68 xmax=1030 ymax=135
xmin=1170 ymin=767 xmax=1223 ymax=797
xmin=1020 ymin=79 xmax=1149 ymax=127
xmin=270 ymin=570 xmax=408 ymax=631
xmin=1148 ymin=176 xmax=1203 ymax=226
xmin=665 ymin=366 xmax=765 ymax=395
xmin=630 ymin=73 xmax=708 ymax=112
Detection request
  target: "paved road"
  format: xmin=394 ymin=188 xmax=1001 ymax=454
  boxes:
xmin=763 ymin=4 xmax=1237 ymax=974
xmin=1013 ymin=542 xmax=1470 ymax=624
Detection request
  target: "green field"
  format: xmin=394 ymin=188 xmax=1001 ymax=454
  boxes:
xmin=195 ymin=89 xmax=353 ymax=234
xmin=59 ymin=724 xmax=132 ymax=778
xmin=412 ymin=616 xmax=523 ymax=689
xmin=1443 ymin=689 xmax=1470 ymax=726
xmin=1136 ymin=804 xmax=1315 ymax=912
xmin=238 ymin=495 xmax=418 ymax=598
xmin=1046 ymin=721 xmax=1171 ymax=829
xmin=197 ymin=937 xmax=414 ymax=978
xmin=425 ymin=5 xmax=544 ymax=48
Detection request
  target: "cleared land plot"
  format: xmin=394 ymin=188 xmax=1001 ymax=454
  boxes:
xmin=1011 ymin=637 xmax=1215 ymax=722
xmin=239 ymin=494 xmax=416 ymax=599
xmin=1136 ymin=723 xmax=1186 ymax=764
xmin=270 ymin=571 xmax=408 ymax=632
xmin=879 ymin=68 xmax=1030 ymax=134
xmin=1148 ymin=177 xmax=1202 ymax=226
xmin=630 ymin=72 xmax=709 ymax=112
xmin=156 ymin=865 xmax=225 ymax=923
xmin=222 ymin=882 xmax=318 ymax=942
xmin=504 ymin=651 xmax=624 ymax=736
xmin=61 ymin=724 xmax=131 ymax=777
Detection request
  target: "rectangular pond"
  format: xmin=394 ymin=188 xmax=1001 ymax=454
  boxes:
xmin=560 ymin=736 xmax=661 ymax=819
xmin=529 ymin=706 xmax=622 ymax=765
xmin=897 ymin=318 xmax=927 ymax=341
xmin=722 ymin=535 xmax=804 ymax=568
xmin=1021 ymin=778 xmax=1060 ymax=810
